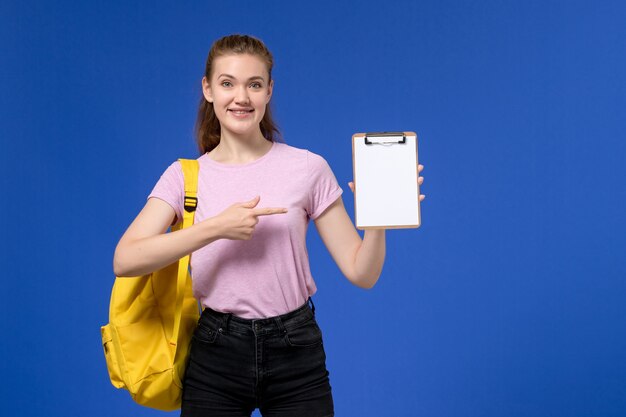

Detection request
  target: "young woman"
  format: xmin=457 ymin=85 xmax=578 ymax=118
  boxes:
xmin=113 ymin=34 xmax=425 ymax=417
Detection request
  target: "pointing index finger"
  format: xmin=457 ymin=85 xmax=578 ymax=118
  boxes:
xmin=253 ymin=207 xmax=289 ymax=216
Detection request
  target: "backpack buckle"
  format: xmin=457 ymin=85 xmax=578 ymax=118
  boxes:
xmin=184 ymin=196 xmax=197 ymax=212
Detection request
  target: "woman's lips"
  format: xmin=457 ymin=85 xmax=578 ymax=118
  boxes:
xmin=228 ymin=109 xmax=254 ymax=118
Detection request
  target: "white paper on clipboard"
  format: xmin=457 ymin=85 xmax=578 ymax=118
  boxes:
xmin=352 ymin=131 xmax=421 ymax=229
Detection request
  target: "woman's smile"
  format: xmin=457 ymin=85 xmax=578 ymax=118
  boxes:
xmin=228 ymin=108 xmax=254 ymax=118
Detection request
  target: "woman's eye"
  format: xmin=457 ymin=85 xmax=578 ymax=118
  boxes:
xmin=250 ymin=82 xmax=262 ymax=89
xmin=221 ymin=81 xmax=232 ymax=87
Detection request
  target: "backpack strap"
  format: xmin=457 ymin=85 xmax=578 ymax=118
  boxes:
xmin=170 ymin=158 xmax=199 ymax=350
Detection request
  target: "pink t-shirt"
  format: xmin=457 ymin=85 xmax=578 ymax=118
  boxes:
xmin=147 ymin=141 xmax=343 ymax=318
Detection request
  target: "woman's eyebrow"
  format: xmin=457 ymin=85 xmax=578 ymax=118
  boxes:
xmin=218 ymin=74 xmax=265 ymax=81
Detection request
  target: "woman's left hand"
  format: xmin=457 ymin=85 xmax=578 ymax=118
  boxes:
xmin=348 ymin=164 xmax=426 ymax=202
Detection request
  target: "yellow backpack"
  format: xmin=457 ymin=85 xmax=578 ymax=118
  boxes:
xmin=101 ymin=158 xmax=201 ymax=411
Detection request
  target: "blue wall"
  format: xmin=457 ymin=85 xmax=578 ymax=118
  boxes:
xmin=2 ymin=1 xmax=625 ymax=416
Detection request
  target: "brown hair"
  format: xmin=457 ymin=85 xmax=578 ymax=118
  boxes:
xmin=195 ymin=34 xmax=282 ymax=155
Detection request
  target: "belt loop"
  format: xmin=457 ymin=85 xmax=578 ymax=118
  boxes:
xmin=308 ymin=297 xmax=316 ymax=316
xmin=221 ymin=313 xmax=232 ymax=334
xmin=274 ymin=316 xmax=287 ymax=335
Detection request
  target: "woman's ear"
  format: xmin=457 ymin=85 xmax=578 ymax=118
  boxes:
xmin=202 ymin=76 xmax=213 ymax=103
xmin=266 ymin=79 xmax=274 ymax=103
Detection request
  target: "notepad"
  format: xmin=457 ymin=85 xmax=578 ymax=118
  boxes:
xmin=352 ymin=132 xmax=421 ymax=229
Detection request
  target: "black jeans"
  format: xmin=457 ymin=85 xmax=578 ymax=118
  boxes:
xmin=181 ymin=299 xmax=334 ymax=417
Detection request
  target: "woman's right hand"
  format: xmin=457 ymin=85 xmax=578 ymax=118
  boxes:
xmin=211 ymin=195 xmax=288 ymax=240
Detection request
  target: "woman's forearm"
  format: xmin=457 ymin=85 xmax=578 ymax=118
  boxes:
xmin=113 ymin=217 xmax=222 ymax=277
xmin=352 ymin=229 xmax=386 ymax=289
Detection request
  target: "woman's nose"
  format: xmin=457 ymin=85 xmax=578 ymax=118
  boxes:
xmin=235 ymin=86 xmax=250 ymax=104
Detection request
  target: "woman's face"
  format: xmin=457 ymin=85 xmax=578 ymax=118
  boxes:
xmin=202 ymin=53 xmax=274 ymax=140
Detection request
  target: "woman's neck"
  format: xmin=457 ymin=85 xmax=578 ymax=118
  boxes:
xmin=207 ymin=131 xmax=272 ymax=165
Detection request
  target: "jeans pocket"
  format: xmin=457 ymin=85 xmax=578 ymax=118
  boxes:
xmin=285 ymin=318 xmax=323 ymax=348
xmin=193 ymin=321 xmax=219 ymax=344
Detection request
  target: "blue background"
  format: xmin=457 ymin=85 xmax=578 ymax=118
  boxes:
xmin=2 ymin=1 xmax=625 ymax=416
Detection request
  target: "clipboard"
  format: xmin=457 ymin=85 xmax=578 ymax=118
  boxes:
xmin=352 ymin=131 xmax=420 ymax=230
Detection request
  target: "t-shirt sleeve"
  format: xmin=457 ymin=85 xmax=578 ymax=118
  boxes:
xmin=306 ymin=151 xmax=343 ymax=220
xmin=147 ymin=160 xmax=184 ymax=226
